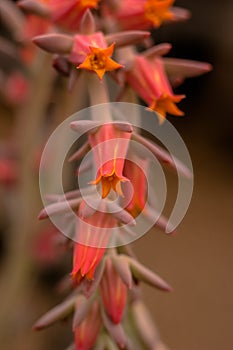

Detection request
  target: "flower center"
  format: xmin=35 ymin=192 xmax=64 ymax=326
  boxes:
xmin=90 ymin=52 xmax=107 ymax=70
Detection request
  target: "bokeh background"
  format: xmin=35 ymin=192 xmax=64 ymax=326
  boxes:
xmin=0 ymin=1 xmax=232 ymax=349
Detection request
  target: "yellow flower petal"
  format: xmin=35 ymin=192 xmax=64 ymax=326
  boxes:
xmin=144 ymin=0 xmax=175 ymax=27
xmin=149 ymin=93 xmax=185 ymax=122
xmin=78 ymin=43 xmax=122 ymax=79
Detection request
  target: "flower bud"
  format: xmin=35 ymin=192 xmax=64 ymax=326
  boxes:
xmin=100 ymin=258 xmax=127 ymax=324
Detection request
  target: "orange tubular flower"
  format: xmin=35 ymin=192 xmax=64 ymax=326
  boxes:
xmin=78 ymin=43 xmax=123 ymax=80
xmin=126 ymin=55 xmax=185 ymax=122
xmin=100 ymin=258 xmax=127 ymax=324
xmin=74 ymin=300 xmax=102 ymax=350
xmin=88 ymin=124 xmax=132 ymax=198
xmin=144 ymin=0 xmax=175 ymax=27
xmin=71 ymin=201 xmax=117 ymax=284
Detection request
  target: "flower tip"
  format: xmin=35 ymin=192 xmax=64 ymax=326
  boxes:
xmin=33 ymin=34 xmax=73 ymax=54
xmin=37 ymin=209 xmax=47 ymax=220
xmin=32 ymin=323 xmax=42 ymax=331
xmin=17 ymin=0 xmax=49 ymax=17
xmin=80 ymin=9 xmax=96 ymax=34
xmin=204 ymin=63 xmax=213 ymax=72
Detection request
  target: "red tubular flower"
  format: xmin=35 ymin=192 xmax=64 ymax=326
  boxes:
xmin=102 ymin=0 xmax=185 ymax=31
xmin=100 ymin=257 xmax=127 ymax=324
xmin=123 ymin=158 xmax=148 ymax=217
xmin=74 ymin=300 xmax=102 ymax=350
xmin=126 ymin=55 xmax=185 ymax=122
xmin=71 ymin=201 xmax=117 ymax=284
xmin=88 ymin=123 xmax=132 ymax=198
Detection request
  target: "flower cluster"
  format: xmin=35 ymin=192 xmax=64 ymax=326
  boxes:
xmin=0 ymin=0 xmax=212 ymax=349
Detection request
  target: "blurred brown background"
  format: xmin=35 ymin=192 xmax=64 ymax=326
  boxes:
xmin=0 ymin=1 xmax=232 ymax=350
xmin=134 ymin=1 xmax=233 ymax=349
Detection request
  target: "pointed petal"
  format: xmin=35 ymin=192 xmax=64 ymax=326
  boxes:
xmin=33 ymin=34 xmax=73 ymax=54
xmin=33 ymin=296 xmax=76 ymax=330
xmin=132 ymin=132 xmax=192 ymax=178
xmin=78 ymin=199 xmax=99 ymax=219
xmin=112 ymin=255 xmax=133 ymax=289
xmin=171 ymin=6 xmax=191 ymax=22
xmin=72 ymin=296 xmax=93 ymax=330
xmin=45 ymin=187 xmax=93 ymax=202
xmin=75 ymin=158 xmax=92 ymax=175
xmin=145 ymin=204 xmax=177 ymax=235
xmin=127 ymin=257 xmax=172 ymax=291
xmin=163 ymin=57 xmax=213 ymax=81
xmin=70 ymin=120 xmax=100 ymax=134
xmin=82 ymin=258 xmax=106 ymax=298
xmin=101 ymin=309 xmax=127 ymax=349
xmin=106 ymin=31 xmax=150 ymax=48
xmin=143 ymin=43 xmax=172 ymax=59
xmin=38 ymin=198 xmax=82 ymax=220
xmin=101 ymin=179 xmax=112 ymax=198
xmin=107 ymin=202 xmax=136 ymax=226
xmin=1 ymin=0 xmax=25 ymax=42
xmin=68 ymin=141 xmax=90 ymax=162
xmin=131 ymin=300 xmax=159 ymax=348
xmin=17 ymin=0 xmax=50 ymax=17
xmin=113 ymin=121 xmax=133 ymax=133
xmin=80 ymin=9 xmax=96 ymax=34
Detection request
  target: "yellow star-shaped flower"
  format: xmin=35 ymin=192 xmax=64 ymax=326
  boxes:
xmin=78 ymin=43 xmax=123 ymax=79
xmin=144 ymin=0 xmax=175 ymax=27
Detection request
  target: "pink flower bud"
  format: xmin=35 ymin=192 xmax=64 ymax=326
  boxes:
xmin=100 ymin=257 xmax=127 ymax=324
xmin=74 ymin=300 xmax=102 ymax=350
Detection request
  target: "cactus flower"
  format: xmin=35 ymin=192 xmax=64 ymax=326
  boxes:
xmin=126 ymin=55 xmax=185 ymax=122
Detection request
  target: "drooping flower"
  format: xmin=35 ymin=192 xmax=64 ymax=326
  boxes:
xmin=71 ymin=201 xmax=117 ymax=284
xmin=88 ymin=123 xmax=132 ymax=198
xmin=100 ymin=257 xmax=127 ymax=324
xmin=102 ymin=0 xmax=189 ymax=31
xmin=125 ymin=55 xmax=185 ymax=122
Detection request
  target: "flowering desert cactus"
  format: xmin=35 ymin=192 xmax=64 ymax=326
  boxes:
xmin=0 ymin=0 xmax=212 ymax=349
